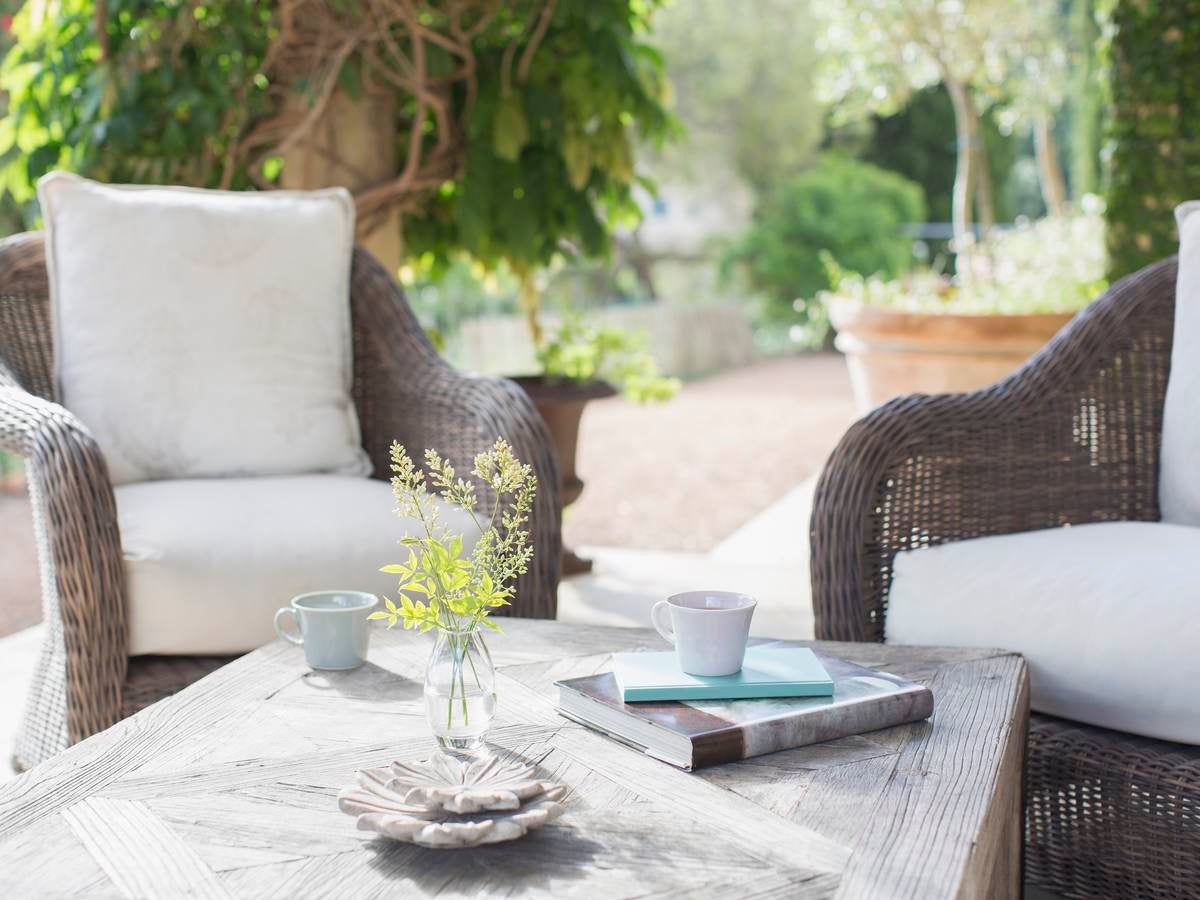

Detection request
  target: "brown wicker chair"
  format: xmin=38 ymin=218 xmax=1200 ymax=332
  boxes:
xmin=0 ymin=231 xmax=562 ymax=773
xmin=810 ymin=258 xmax=1200 ymax=898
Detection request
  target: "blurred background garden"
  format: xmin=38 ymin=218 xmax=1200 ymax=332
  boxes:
xmin=0 ymin=0 xmax=1192 ymax=632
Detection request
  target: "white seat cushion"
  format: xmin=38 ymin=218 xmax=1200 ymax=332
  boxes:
xmin=886 ymin=521 xmax=1200 ymax=745
xmin=117 ymin=476 xmax=475 ymax=655
xmin=38 ymin=172 xmax=370 ymax=485
xmin=1162 ymin=201 xmax=1200 ymax=525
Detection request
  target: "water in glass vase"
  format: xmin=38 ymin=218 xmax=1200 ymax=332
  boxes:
xmin=424 ymin=627 xmax=496 ymax=752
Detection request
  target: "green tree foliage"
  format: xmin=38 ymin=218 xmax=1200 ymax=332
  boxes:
xmin=0 ymin=0 xmax=46 ymax=232
xmin=817 ymin=0 xmax=1065 ymax=243
xmin=857 ymin=85 xmax=1021 ymax=226
xmin=0 ymin=1 xmax=21 ymax=478
xmin=403 ymin=1 xmax=673 ymax=273
xmin=1101 ymin=0 xmax=1200 ymax=279
xmin=723 ymin=155 xmax=925 ymax=329
xmin=0 ymin=0 xmax=275 ymax=206
xmin=0 ymin=0 xmax=672 ymax=277
xmin=647 ymin=0 xmax=822 ymax=192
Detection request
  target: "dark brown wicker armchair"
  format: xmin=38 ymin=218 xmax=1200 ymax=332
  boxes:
xmin=0 ymin=231 xmax=561 ymax=772
xmin=811 ymin=258 xmax=1200 ymax=898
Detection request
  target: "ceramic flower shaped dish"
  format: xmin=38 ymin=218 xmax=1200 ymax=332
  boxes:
xmin=338 ymin=754 xmax=568 ymax=849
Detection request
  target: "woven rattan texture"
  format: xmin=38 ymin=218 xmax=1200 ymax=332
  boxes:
xmin=1026 ymin=714 xmax=1200 ymax=898
xmin=0 ymin=231 xmax=561 ymax=771
xmin=809 ymin=258 xmax=1199 ymax=898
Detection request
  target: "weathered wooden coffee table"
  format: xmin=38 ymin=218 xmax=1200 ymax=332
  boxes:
xmin=0 ymin=620 xmax=1027 ymax=898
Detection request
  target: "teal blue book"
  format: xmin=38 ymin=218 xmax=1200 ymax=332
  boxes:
xmin=611 ymin=646 xmax=834 ymax=702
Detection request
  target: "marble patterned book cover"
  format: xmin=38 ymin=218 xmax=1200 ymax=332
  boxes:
xmin=556 ymin=648 xmax=934 ymax=769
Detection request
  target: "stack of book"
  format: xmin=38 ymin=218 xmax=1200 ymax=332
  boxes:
xmin=556 ymin=643 xmax=934 ymax=770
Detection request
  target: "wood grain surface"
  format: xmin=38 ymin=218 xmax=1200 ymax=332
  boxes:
xmin=0 ymin=620 xmax=1027 ymax=899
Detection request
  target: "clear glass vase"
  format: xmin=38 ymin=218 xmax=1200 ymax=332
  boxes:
xmin=424 ymin=627 xmax=496 ymax=753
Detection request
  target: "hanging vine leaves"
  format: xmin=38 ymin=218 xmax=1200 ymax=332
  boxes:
xmin=1100 ymin=0 xmax=1200 ymax=279
xmin=492 ymin=91 xmax=529 ymax=162
xmin=0 ymin=0 xmax=673 ymax=275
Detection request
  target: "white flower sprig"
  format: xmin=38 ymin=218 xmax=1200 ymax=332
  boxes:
xmin=370 ymin=438 xmax=536 ymax=635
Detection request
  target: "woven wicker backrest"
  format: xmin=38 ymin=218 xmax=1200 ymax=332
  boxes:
xmin=0 ymin=232 xmax=55 ymax=400
xmin=812 ymin=257 xmax=1178 ymax=643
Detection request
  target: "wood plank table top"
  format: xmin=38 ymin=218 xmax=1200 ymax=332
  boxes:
xmin=0 ymin=619 xmax=1028 ymax=899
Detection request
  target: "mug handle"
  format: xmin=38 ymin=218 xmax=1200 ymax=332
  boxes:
xmin=274 ymin=607 xmax=304 ymax=646
xmin=650 ymin=600 xmax=675 ymax=645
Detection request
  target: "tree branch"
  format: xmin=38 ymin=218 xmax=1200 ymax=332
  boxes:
xmin=517 ymin=0 xmax=557 ymax=83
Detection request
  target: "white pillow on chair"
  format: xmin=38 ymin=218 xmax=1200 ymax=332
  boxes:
xmin=1161 ymin=201 xmax=1200 ymax=525
xmin=37 ymin=172 xmax=371 ymax=484
xmin=887 ymin=521 xmax=1200 ymax=745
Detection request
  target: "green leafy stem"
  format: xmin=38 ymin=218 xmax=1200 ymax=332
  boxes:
xmin=368 ymin=438 xmax=536 ymax=729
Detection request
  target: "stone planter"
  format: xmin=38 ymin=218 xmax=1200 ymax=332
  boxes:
xmin=512 ymin=376 xmax=617 ymax=576
xmin=828 ymin=301 xmax=1073 ymax=413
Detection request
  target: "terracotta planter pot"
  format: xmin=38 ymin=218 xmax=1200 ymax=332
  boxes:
xmin=828 ymin=301 xmax=1073 ymax=413
xmin=512 ymin=376 xmax=617 ymax=576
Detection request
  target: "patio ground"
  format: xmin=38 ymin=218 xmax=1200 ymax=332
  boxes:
xmin=556 ymin=352 xmax=856 ymax=639
xmin=564 ymin=352 xmax=855 ymax=552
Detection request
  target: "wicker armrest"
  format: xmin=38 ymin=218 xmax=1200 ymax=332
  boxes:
xmin=811 ymin=258 xmax=1178 ymax=643
xmin=348 ymin=249 xmax=562 ymax=619
xmin=0 ymin=377 xmax=126 ymax=750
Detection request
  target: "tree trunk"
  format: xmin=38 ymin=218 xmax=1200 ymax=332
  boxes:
xmin=965 ymin=92 xmax=995 ymax=237
xmin=281 ymin=91 xmax=404 ymax=274
xmin=1034 ymin=109 xmax=1069 ymax=216
xmin=517 ymin=269 xmax=544 ymax=348
xmin=1068 ymin=0 xmax=1102 ymax=198
xmin=945 ymin=79 xmax=975 ymax=251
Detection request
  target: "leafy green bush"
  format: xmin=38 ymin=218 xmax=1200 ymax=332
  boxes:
xmin=821 ymin=201 xmax=1107 ymax=316
xmin=0 ymin=0 xmax=274 ymax=205
xmin=723 ymin=155 xmax=925 ymax=331
xmin=537 ymin=318 xmax=679 ymax=403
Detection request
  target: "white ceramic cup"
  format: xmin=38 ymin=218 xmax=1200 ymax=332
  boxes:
xmin=274 ymin=591 xmax=379 ymax=671
xmin=650 ymin=591 xmax=757 ymax=676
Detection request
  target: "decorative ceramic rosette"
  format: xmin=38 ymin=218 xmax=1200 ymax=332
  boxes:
xmin=338 ymin=754 xmax=567 ymax=848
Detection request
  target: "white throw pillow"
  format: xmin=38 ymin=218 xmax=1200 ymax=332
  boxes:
xmin=117 ymin=476 xmax=477 ymax=655
xmin=38 ymin=172 xmax=371 ymax=484
xmin=1161 ymin=201 xmax=1200 ymax=525
xmin=886 ymin=521 xmax=1200 ymax=745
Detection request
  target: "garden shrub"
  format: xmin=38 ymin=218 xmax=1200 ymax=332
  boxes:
xmin=723 ymin=154 xmax=925 ymax=332
xmin=820 ymin=200 xmax=1108 ymax=317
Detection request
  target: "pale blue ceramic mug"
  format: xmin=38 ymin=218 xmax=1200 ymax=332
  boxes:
xmin=274 ymin=591 xmax=379 ymax=670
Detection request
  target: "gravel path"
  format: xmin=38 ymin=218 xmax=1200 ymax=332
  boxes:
xmin=564 ymin=353 xmax=856 ymax=552
xmin=0 ymin=354 xmax=858 ymax=638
